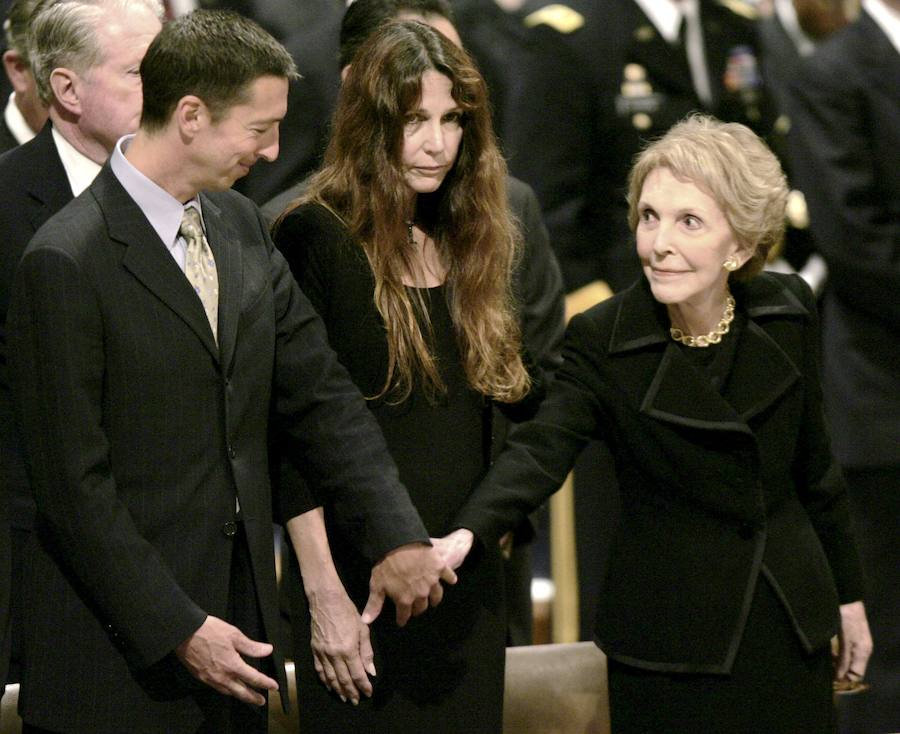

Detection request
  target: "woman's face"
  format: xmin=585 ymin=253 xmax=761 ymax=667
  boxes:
xmin=401 ymin=70 xmax=463 ymax=195
xmin=635 ymin=167 xmax=744 ymax=309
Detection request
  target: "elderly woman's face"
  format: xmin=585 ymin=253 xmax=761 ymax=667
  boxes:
xmin=401 ymin=70 xmax=463 ymax=196
xmin=636 ymin=167 xmax=743 ymax=309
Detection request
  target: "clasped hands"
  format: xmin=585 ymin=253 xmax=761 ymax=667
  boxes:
xmin=173 ymin=534 xmax=475 ymax=706
xmin=307 ymin=530 xmax=476 ymax=704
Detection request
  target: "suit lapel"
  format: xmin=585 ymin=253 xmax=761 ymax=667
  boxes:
xmin=24 ymin=124 xmax=74 ymax=234
xmin=91 ymin=167 xmax=220 ymax=361
xmin=724 ymin=318 xmax=800 ymax=421
xmin=610 ymin=276 xmax=806 ymax=434
xmin=640 ymin=342 xmax=749 ymax=432
xmin=199 ymin=192 xmax=242 ymax=375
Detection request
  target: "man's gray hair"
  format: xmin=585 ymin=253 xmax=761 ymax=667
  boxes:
xmin=28 ymin=0 xmax=163 ymax=105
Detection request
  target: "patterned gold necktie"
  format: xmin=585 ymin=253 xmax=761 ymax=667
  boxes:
xmin=179 ymin=206 xmax=219 ymax=343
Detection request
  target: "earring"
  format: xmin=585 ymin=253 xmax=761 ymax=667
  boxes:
xmin=723 ymin=256 xmax=739 ymax=272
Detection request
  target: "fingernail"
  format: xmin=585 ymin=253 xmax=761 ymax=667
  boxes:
xmin=351 ymin=698 xmax=359 ymax=706
xmin=340 ymin=695 xmax=346 ymax=703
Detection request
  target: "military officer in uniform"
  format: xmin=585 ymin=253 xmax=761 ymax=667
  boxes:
xmin=502 ymin=0 xmax=775 ymax=295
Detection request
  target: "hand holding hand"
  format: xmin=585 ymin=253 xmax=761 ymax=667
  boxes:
xmin=362 ymin=543 xmax=457 ymax=626
xmin=834 ymin=600 xmax=873 ymax=684
xmin=175 ymin=615 xmax=278 ymax=706
xmin=431 ymin=528 xmax=475 ymax=571
xmin=308 ymin=585 xmax=375 ymax=704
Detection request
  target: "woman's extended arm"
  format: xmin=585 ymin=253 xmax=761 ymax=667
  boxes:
xmin=286 ymin=508 xmax=374 ymax=705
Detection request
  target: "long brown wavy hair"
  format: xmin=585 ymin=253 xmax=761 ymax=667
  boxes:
xmin=282 ymin=20 xmax=529 ymax=404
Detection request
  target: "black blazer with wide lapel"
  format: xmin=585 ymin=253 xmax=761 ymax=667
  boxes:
xmin=455 ymin=272 xmax=863 ymax=673
xmin=9 ymin=165 xmax=429 ymax=732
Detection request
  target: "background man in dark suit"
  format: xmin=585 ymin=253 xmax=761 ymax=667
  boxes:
xmin=230 ymin=0 xmax=345 ymax=206
xmin=0 ymin=0 xmax=49 ymax=153
xmin=0 ymin=0 xmax=164 ymax=701
xmin=8 ymin=10 xmax=453 ymax=733
xmin=788 ymin=1 xmax=900 ymax=730
xmin=192 ymin=0 xmax=347 ymax=207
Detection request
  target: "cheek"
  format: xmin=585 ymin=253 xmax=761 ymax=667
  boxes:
xmin=445 ymin=129 xmax=463 ymax=162
xmin=635 ymin=229 xmax=653 ymax=259
xmin=401 ymin=134 xmax=419 ymax=167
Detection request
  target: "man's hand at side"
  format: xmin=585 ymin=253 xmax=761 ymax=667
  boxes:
xmin=361 ymin=543 xmax=457 ymax=626
xmin=175 ymin=615 xmax=279 ymax=705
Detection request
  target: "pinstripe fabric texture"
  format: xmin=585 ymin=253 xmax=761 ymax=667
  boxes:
xmin=8 ymin=165 xmax=429 ymax=733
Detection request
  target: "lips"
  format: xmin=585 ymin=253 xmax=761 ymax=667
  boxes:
xmin=412 ymin=165 xmax=445 ymax=175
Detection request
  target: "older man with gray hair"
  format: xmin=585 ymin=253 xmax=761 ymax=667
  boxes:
xmin=0 ymin=0 xmax=162 ymax=714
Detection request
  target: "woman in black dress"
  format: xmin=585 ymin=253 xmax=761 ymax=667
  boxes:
xmin=272 ymin=20 xmax=539 ymax=734
xmin=442 ymin=115 xmax=874 ymax=733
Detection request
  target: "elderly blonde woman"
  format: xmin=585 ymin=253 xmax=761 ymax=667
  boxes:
xmin=440 ymin=115 xmax=872 ymax=732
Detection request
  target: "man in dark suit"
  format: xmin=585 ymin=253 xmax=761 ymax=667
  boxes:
xmin=0 ymin=0 xmax=164 ymax=701
xmin=0 ymin=0 xmax=50 ymax=153
xmin=8 ymin=10 xmax=453 ymax=733
xmin=788 ymin=2 xmax=900 ymax=730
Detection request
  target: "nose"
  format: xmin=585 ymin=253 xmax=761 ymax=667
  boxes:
xmin=650 ymin=222 xmax=675 ymax=257
xmin=422 ymin=120 xmax=446 ymax=156
xmin=257 ymin=126 xmax=280 ymax=163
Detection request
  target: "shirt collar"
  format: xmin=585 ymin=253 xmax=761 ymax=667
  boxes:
xmin=774 ymin=0 xmax=816 ymax=56
xmin=4 ymin=92 xmax=37 ymax=146
xmin=633 ymin=0 xmax=687 ymax=44
xmin=51 ymin=125 xmax=102 ymax=196
xmin=109 ymin=134 xmax=205 ymax=251
xmin=863 ymin=0 xmax=900 ymax=55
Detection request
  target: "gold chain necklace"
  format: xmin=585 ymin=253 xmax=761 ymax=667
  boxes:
xmin=670 ymin=294 xmax=735 ymax=348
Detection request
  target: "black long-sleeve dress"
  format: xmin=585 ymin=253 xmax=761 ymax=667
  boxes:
xmin=274 ymin=202 xmax=510 ymax=733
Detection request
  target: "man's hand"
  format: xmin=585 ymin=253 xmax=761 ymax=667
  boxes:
xmin=431 ymin=528 xmax=475 ymax=571
xmin=361 ymin=543 xmax=457 ymax=626
xmin=834 ymin=600 xmax=874 ymax=683
xmin=175 ymin=615 xmax=278 ymax=705
xmin=308 ymin=586 xmax=375 ymax=704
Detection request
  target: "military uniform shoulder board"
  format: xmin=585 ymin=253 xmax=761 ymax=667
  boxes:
xmin=524 ymin=4 xmax=586 ymax=33
xmin=716 ymin=0 xmax=759 ymax=20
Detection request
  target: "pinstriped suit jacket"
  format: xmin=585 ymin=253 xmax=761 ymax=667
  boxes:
xmin=8 ymin=165 xmax=429 ymax=733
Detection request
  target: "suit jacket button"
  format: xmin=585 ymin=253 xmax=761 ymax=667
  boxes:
xmin=223 ymin=521 xmax=237 ymax=537
xmin=227 ymin=443 xmax=236 ymax=459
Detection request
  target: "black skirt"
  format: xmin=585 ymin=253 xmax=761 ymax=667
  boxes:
xmin=608 ymin=575 xmax=836 ymax=733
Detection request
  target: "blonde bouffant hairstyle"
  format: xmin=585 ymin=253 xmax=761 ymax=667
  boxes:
xmin=283 ymin=20 xmax=529 ymax=404
xmin=627 ymin=114 xmax=789 ymax=280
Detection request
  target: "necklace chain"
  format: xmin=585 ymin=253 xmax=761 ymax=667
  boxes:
xmin=670 ymin=294 xmax=735 ymax=348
